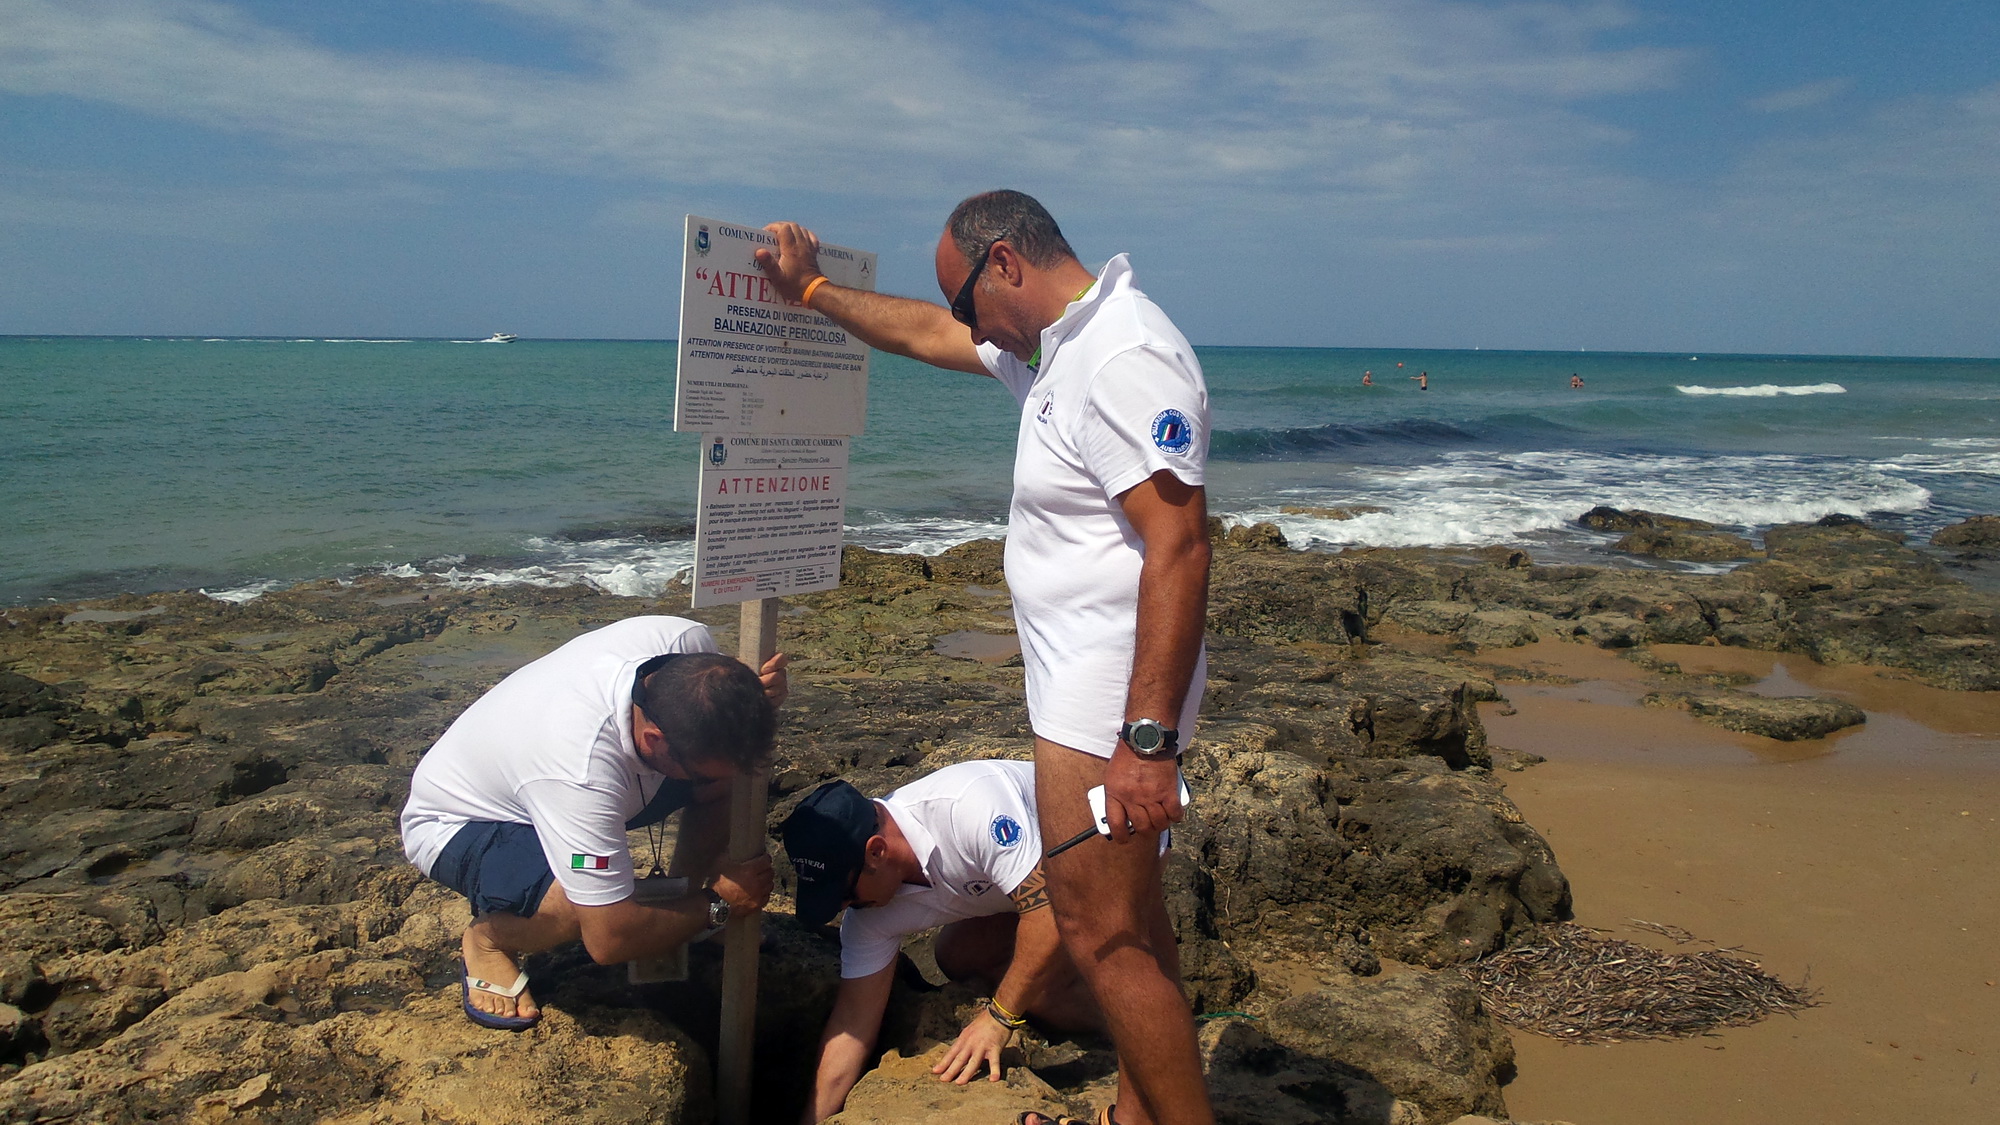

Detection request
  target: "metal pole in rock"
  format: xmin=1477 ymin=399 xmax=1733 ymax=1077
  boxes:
xmin=718 ymin=595 xmax=778 ymax=1125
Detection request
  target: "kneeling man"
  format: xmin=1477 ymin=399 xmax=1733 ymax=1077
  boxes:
xmin=784 ymin=759 xmax=1101 ymax=1123
xmin=400 ymin=615 xmax=785 ymax=1029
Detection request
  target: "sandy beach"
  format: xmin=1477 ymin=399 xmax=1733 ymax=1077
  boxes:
xmin=1475 ymin=641 xmax=2000 ymax=1124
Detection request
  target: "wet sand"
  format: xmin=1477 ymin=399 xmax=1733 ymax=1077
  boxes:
xmin=1474 ymin=642 xmax=2000 ymax=1124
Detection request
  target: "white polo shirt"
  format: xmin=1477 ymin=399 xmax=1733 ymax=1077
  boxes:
xmin=836 ymin=759 xmax=1042 ymax=979
xmin=399 ymin=616 xmax=718 ymax=907
xmin=977 ymin=254 xmax=1209 ymax=757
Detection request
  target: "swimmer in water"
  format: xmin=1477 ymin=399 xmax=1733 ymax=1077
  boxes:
xmin=1362 ymin=370 xmax=1374 ymax=386
xmin=1570 ymin=374 xmax=1584 ymax=389
xmin=1410 ymin=371 xmax=1428 ymax=390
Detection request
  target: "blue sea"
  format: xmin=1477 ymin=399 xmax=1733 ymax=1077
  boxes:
xmin=3 ymin=336 xmax=1996 ymax=606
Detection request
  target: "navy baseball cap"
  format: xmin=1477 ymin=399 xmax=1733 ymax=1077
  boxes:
xmin=781 ymin=779 xmax=877 ymax=927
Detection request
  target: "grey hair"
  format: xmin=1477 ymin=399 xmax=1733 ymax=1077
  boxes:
xmin=945 ymin=190 xmax=1077 ymax=270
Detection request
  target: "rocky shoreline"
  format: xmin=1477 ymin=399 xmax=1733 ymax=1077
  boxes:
xmin=1 ymin=514 xmax=1994 ymax=1124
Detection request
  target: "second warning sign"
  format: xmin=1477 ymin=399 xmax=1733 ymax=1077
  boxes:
xmin=690 ymin=434 xmax=848 ymax=609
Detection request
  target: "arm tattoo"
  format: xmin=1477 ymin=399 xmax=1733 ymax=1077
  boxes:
xmin=1009 ymin=865 xmax=1050 ymax=914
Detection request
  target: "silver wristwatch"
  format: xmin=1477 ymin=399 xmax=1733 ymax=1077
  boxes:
xmin=1118 ymin=718 xmax=1180 ymax=759
xmin=706 ymin=890 xmax=731 ymax=928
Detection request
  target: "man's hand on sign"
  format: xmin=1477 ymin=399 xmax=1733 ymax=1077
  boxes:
xmin=713 ymin=854 xmax=774 ymax=913
xmin=755 ymin=222 xmax=824 ymax=302
xmin=1102 ymin=747 xmax=1185 ymax=843
xmin=760 ymin=651 xmax=790 ymax=709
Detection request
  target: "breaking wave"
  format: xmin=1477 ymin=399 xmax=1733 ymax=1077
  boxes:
xmin=1675 ymin=383 xmax=1847 ymax=397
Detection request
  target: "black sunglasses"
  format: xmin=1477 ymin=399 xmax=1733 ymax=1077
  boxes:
xmin=950 ymin=233 xmax=1008 ymax=330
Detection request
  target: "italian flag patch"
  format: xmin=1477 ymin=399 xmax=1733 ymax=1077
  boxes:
xmin=570 ymin=854 xmax=611 ymax=871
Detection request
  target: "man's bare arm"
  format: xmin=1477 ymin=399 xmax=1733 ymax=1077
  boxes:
xmin=992 ymin=866 xmax=1065 ymax=1014
xmin=1008 ymin=865 xmax=1051 ymax=914
xmin=572 ymin=851 xmax=771 ymax=964
xmin=802 ymin=963 xmax=897 ymax=1122
xmin=1120 ymin=470 xmax=1209 ymax=724
xmin=754 ymin=221 xmax=987 ymax=376
xmin=570 ymin=891 xmax=712 ymax=965
xmin=1103 ymin=469 xmax=1210 ymax=839
xmin=931 ymin=865 xmax=1068 ymax=1085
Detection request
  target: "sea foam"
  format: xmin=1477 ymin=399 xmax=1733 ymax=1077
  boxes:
xmin=1236 ymin=450 xmax=1934 ymax=551
xmin=427 ymin=536 xmax=698 ymax=598
xmin=849 ymin=515 xmax=1010 ymax=557
xmin=1675 ymin=383 xmax=1847 ymax=397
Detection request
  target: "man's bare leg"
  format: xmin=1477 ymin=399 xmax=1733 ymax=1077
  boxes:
xmin=1037 ymin=738 xmax=1211 ymax=1125
xmin=460 ymin=881 xmax=582 ymax=1021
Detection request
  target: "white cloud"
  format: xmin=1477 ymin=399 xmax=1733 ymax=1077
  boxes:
xmin=1746 ymin=78 xmax=1852 ymax=113
xmin=3 ymin=0 xmax=1995 ymax=352
xmin=0 ymin=0 xmax=1683 ymax=217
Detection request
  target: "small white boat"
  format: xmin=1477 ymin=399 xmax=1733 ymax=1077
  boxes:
xmin=480 ymin=332 xmax=518 ymax=344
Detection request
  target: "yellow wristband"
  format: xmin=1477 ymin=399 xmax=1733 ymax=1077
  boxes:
xmin=985 ymin=997 xmax=1027 ymax=1029
xmin=801 ymin=275 xmax=830 ymax=307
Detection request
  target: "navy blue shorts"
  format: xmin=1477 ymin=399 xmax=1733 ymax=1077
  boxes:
xmin=430 ymin=821 xmax=555 ymax=918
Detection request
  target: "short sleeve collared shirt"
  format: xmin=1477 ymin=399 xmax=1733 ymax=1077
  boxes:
xmin=835 ymin=760 xmax=1042 ymax=978
xmin=975 ymin=254 xmax=1210 ymax=755
xmin=399 ymin=616 xmax=718 ymax=907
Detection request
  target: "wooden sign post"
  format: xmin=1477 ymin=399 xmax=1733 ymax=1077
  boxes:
xmin=717 ymin=594 xmax=779 ymax=1125
xmin=674 ymin=215 xmax=873 ymax=1125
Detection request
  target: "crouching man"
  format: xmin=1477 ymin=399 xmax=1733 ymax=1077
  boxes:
xmin=783 ymin=759 xmax=1102 ymax=1123
xmin=399 ymin=615 xmax=786 ymax=1030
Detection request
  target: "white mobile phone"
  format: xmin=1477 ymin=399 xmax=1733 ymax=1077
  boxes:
xmin=1085 ymin=773 xmax=1193 ymax=837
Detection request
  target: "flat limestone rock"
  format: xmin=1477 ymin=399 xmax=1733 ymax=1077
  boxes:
xmin=1612 ymin=529 xmax=1759 ymax=561
xmin=1201 ymin=1018 xmax=1429 ymax=1125
xmin=1642 ymin=689 xmax=1867 ymax=741
xmin=1 ymin=951 xmax=706 ymax=1124
xmin=824 ymin=1045 xmax=1069 ymax=1125
xmin=1264 ymin=970 xmax=1515 ymax=1123
xmin=1577 ymin=507 xmax=1715 ymax=533
xmin=1932 ymin=514 xmax=2000 ymax=556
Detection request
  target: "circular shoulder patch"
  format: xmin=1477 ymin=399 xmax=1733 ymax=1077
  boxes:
xmin=1151 ymin=408 xmax=1194 ymax=455
xmin=990 ymin=815 xmax=1023 ymax=848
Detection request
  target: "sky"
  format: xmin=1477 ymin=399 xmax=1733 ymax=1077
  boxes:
xmin=2 ymin=0 xmax=1996 ymax=356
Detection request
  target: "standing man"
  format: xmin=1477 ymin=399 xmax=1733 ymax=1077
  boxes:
xmin=400 ymin=615 xmax=787 ymax=1030
xmin=783 ymin=760 xmax=1104 ymax=1123
xmin=756 ymin=191 xmax=1212 ymax=1125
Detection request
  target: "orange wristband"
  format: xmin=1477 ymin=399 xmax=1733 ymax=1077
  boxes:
xmin=801 ymin=275 xmax=830 ymax=307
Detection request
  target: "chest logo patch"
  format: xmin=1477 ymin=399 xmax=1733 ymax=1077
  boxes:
xmin=1036 ymin=396 xmax=1054 ymax=424
xmin=1151 ymin=409 xmax=1194 ymax=455
xmin=990 ymin=815 xmax=1023 ymax=848
xmin=963 ymin=879 xmax=994 ymax=896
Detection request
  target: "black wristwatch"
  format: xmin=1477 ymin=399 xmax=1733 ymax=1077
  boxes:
xmin=1118 ymin=718 xmax=1180 ymax=760
xmin=706 ymin=889 xmax=732 ymax=928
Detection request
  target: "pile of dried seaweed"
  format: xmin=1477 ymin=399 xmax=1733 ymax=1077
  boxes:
xmin=1473 ymin=922 xmax=1819 ymax=1043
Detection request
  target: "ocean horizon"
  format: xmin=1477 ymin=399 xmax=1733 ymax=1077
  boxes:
xmin=4 ymin=335 xmax=1996 ymax=607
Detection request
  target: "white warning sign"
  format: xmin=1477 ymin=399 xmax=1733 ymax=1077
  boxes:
xmin=690 ymin=434 xmax=848 ymax=608
xmin=674 ymin=215 xmax=875 ymax=436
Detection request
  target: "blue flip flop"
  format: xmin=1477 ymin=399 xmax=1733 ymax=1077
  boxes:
xmin=461 ymin=959 xmax=539 ymax=1030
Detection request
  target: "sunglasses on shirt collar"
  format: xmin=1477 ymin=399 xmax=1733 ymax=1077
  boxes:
xmin=950 ymin=232 xmax=1010 ymax=331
